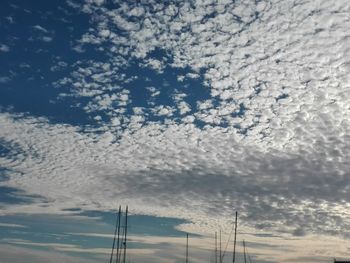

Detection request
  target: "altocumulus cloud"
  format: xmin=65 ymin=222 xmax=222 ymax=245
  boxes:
xmin=1 ymin=0 xmax=350 ymax=257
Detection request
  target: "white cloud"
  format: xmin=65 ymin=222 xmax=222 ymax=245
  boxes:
xmin=1 ymin=99 xmax=350 ymax=259
xmin=178 ymin=101 xmax=191 ymax=115
xmin=4 ymin=0 xmax=350 ymax=230
xmin=177 ymin=75 xmax=185 ymax=82
xmin=0 ymin=76 xmax=11 ymax=83
xmin=152 ymin=105 xmax=175 ymax=117
xmin=41 ymin=36 xmax=53 ymax=42
xmin=69 ymin=0 xmax=350 ymax=148
xmin=0 ymin=44 xmax=10 ymax=52
xmin=6 ymin=16 xmax=14 ymax=24
xmin=186 ymin=72 xmax=200 ymax=79
xmin=146 ymin=86 xmax=160 ymax=97
xmin=144 ymin=58 xmax=165 ymax=73
xmin=33 ymin=25 xmax=48 ymax=33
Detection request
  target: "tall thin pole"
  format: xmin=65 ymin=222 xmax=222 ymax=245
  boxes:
xmin=215 ymin=232 xmax=218 ymax=263
xmin=110 ymin=206 xmax=121 ymax=263
xmin=243 ymin=240 xmax=247 ymax=263
xmin=117 ymin=224 xmax=124 ymax=263
xmin=123 ymin=206 xmax=128 ymax=263
xmin=219 ymin=229 xmax=222 ymax=263
xmin=232 ymin=211 xmax=238 ymax=263
xmin=186 ymin=233 xmax=189 ymax=263
xmin=115 ymin=206 xmax=122 ymax=263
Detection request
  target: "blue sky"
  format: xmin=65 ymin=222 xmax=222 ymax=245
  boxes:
xmin=0 ymin=210 xmax=193 ymax=263
xmin=1 ymin=0 xmax=350 ymax=262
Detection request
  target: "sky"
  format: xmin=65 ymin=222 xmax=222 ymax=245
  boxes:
xmin=1 ymin=0 xmax=350 ymax=262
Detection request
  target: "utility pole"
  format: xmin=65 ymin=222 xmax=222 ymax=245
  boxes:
xmin=232 ymin=211 xmax=238 ymax=263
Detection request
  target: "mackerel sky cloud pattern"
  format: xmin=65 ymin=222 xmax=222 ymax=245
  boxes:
xmin=1 ymin=0 xmax=350 ymax=262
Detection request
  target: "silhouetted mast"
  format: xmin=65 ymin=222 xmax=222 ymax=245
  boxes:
xmin=117 ymin=223 xmax=124 ymax=263
xmin=123 ymin=206 xmax=128 ymax=263
xmin=215 ymin=232 xmax=218 ymax=263
xmin=186 ymin=233 xmax=189 ymax=263
xmin=232 ymin=211 xmax=238 ymax=263
xmin=115 ymin=206 xmax=122 ymax=263
xmin=110 ymin=206 xmax=121 ymax=263
xmin=219 ymin=229 xmax=222 ymax=263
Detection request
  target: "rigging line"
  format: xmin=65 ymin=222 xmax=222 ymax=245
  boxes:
xmin=116 ymin=215 xmax=125 ymax=263
xmin=110 ymin=206 xmax=121 ymax=263
xmin=243 ymin=240 xmax=247 ymax=263
xmin=220 ymin=216 xmax=237 ymax=262
xmin=245 ymin=241 xmax=253 ymax=263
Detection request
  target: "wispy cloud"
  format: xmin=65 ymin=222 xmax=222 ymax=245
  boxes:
xmin=0 ymin=44 xmax=10 ymax=52
xmin=0 ymin=223 xmax=27 ymax=228
xmin=33 ymin=25 xmax=49 ymax=34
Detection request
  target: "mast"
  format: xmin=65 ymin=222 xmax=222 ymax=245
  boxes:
xmin=232 ymin=211 xmax=238 ymax=263
xmin=123 ymin=206 xmax=128 ymax=263
xmin=110 ymin=206 xmax=121 ymax=263
xmin=219 ymin=229 xmax=222 ymax=263
xmin=186 ymin=233 xmax=189 ymax=263
xmin=243 ymin=240 xmax=247 ymax=263
xmin=117 ymin=223 xmax=124 ymax=263
xmin=215 ymin=232 xmax=218 ymax=263
xmin=115 ymin=206 xmax=122 ymax=263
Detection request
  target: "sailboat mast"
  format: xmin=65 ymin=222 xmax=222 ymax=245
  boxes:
xmin=243 ymin=240 xmax=247 ymax=263
xmin=110 ymin=206 xmax=121 ymax=263
xmin=215 ymin=232 xmax=218 ymax=263
xmin=219 ymin=229 xmax=222 ymax=263
xmin=117 ymin=223 xmax=124 ymax=263
xmin=115 ymin=206 xmax=122 ymax=263
xmin=186 ymin=233 xmax=189 ymax=263
xmin=123 ymin=206 xmax=128 ymax=263
xmin=232 ymin=211 xmax=238 ymax=263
